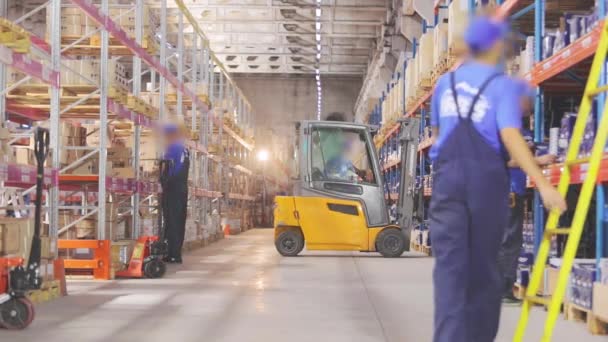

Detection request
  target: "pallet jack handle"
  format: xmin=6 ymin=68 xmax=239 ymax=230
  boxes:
xmin=27 ymin=128 xmax=49 ymax=273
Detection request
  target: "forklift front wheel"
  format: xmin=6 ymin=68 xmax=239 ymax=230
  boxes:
xmin=275 ymin=229 xmax=304 ymax=257
xmin=144 ymin=259 xmax=167 ymax=279
xmin=0 ymin=297 xmax=35 ymax=330
xmin=376 ymin=229 xmax=406 ymax=258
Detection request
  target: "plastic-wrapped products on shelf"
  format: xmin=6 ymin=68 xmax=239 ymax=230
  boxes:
xmin=558 ymin=112 xmax=577 ymax=162
xmin=568 ymin=261 xmax=597 ymax=309
xmin=542 ymin=33 xmax=556 ymax=60
xmin=599 ymin=259 xmax=608 ymax=284
xmin=579 ymin=108 xmax=597 ymax=158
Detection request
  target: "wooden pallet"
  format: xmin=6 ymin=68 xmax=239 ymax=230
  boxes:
xmin=7 ymin=83 xmax=157 ymax=118
xmin=0 ymin=18 xmax=30 ymax=53
xmin=60 ymin=35 xmax=157 ymax=56
xmin=564 ymin=302 xmax=608 ymax=335
xmin=165 ymin=93 xmax=211 ymax=107
xmin=27 ymin=279 xmax=62 ymax=304
xmin=409 ymin=242 xmax=432 ymax=256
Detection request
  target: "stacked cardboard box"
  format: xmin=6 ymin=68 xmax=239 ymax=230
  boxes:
xmin=61 ymin=58 xmax=128 ymax=89
xmin=433 ymin=23 xmax=449 ymax=70
xmin=448 ymin=0 xmax=468 ymax=55
xmin=418 ymin=32 xmax=435 ymax=86
xmin=58 ymin=201 xmax=132 ymax=240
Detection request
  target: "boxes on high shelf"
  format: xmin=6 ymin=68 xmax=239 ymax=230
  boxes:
xmin=107 ymin=147 xmax=132 ymax=167
xmin=418 ymin=32 xmax=435 ymax=85
xmin=434 ymin=22 xmax=449 ymax=68
xmin=12 ymin=146 xmax=34 ymax=165
xmin=448 ymin=0 xmax=468 ymax=54
xmin=68 ymin=158 xmax=112 ymax=175
xmin=0 ymin=127 xmax=13 ymax=164
xmin=405 ymin=58 xmax=415 ymax=105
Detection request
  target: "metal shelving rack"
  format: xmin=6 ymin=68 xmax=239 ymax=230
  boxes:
xmin=371 ymin=0 xmax=608 ymax=297
xmin=1 ymin=0 xmax=258 ymax=277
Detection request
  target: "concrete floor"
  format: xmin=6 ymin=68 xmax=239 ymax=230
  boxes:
xmin=3 ymin=229 xmax=605 ymax=342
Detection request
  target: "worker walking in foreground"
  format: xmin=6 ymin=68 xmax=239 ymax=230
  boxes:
xmin=429 ymin=16 xmax=566 ymax=342
xmin=498 ymin=80 xmax=557 ymax=305
xmin=162 ymin=123 xmax=190 ymax=264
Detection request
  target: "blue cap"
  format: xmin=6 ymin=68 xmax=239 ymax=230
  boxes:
xmin=163 ymin=123 xmax=179 ymax=135
xmin=464 ymin=16 xmax=509 ymax=53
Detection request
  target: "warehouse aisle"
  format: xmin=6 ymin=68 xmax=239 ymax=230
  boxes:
xmin=3 ymin=229 xmax=603 ymax=342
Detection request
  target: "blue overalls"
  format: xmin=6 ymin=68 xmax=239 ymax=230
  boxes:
xmin=430 ymin=72 xmax=510 ymax=342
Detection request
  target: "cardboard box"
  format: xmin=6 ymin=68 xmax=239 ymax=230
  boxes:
xmin=0 ymin=220 xmax=22 ymax=255
xmin=541 ymin=267 xmax=560 ymax=296
xmin=593 ymin=282 xmax=608 ymax=321
xmin=110 ymin=167 xmax=135 ymax=179
xmin=0 ymin=218 xmax=34 ymax=263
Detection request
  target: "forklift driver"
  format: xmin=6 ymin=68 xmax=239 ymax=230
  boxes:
xmin=162 ymin=123 xmax=190 ymax=264
xmin=318 ymin=112 xmax=374 ymax=183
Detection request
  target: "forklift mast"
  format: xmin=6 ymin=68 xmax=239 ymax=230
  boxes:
xmin=396 ymin=118 xmax=421 ymax=232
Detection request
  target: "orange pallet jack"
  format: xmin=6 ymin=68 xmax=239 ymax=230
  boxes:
xmin=116 ymin=160 xmax=171 ymax=279
xmin=0 ymin=128 xmax=48 ymax=329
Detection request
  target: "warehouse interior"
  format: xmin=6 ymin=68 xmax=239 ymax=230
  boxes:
xmin=1 ymin=0 xmax=608 ymax=341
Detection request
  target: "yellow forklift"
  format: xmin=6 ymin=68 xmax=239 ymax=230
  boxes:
xmin=274 ymin=119 xmax=422 ymax=258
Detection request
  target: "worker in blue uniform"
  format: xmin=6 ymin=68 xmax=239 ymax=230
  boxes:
xmin=162 ymin=123 xmax=190 ymax=264
xmin=429 ymin=16 xmax=566 ymax=342
xmin=498 ymin=80 xmax=556 ymax=304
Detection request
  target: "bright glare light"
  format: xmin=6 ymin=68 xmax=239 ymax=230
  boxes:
xmin=316 ymin=8 xmax=322 ymax=17
xmin=317 ymin=53 xmax=321 ymax=59
xmin=316 ymin=33 xmax=321 ymax=41
xmin=316 ymin=69 xmax=320 ymax=75
xmin=257 ymin=150 xmax=269 ymax=162
xmin=317 ymin=43 xmax=321 ymax=51
xmin=316 ymin=75 xmax=320 ymax=81
xmin=316 ymin=22 xmax=321 ymax=30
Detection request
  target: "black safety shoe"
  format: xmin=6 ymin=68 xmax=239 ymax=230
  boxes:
xmin=502 ymin=294 xmax=522 ymax=306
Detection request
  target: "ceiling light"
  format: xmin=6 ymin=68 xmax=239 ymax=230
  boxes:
xmin=316 ymin=75 xmax=320 ymax=81
xmin=317 ymin=44 xmax=321 ymax=51
xmin=316 ymin=8 xmax=321 ymax=17
xmin=317 ymin=53 xmax=321 ymax=60
xmin=316 ymin=33 xmax=321 ymax=41
xmin=316 ymin=22 xmax=321 ymax=30
xmin=316 ymin=69 xmax=320 ymax=75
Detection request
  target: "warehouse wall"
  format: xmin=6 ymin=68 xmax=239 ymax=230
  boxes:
xmin=233 ymin=75 xmax=363 ymax=133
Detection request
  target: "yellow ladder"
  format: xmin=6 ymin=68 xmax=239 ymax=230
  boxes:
xmin=514 ymin=20 xmax=608 ymax=342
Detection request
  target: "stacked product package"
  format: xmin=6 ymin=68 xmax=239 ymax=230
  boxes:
xmin=568 ymin=261 xmax=597 ymax=310
xmin=556 ymin=110 xmax=597 ymax=162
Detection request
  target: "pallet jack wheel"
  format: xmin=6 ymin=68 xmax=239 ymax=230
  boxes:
xmin=143 ymin=258 xmax=166 ymax=279
xmin=0 ymin=297 xmax=35 ymax=330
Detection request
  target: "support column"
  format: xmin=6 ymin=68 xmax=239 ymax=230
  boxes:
xmin=97 ymin=0 xmax=110 ymax=240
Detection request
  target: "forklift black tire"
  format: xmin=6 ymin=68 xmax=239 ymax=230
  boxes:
xmin=0 ymin=297 xmax=35 ymax=330
xmin=144 ymin=259 xmax=167 ymax=279
xmin=275 ymin=229 xmax=304 ymax=257
xmin=376 ymin=229 xmax=406 ymax=258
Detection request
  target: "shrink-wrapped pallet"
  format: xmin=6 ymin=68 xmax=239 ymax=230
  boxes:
xmin=434 ymin=23 xmax=449 ymax=68
xmin=405 ymin=59 xmax=416 ymax=107
xmin=448 ymin=0 xmax=468 ymax=53
xmin=396 ymin=77 xmax=404 ymax=116
xmin=418 ymin=32 xmax=435 ymax=86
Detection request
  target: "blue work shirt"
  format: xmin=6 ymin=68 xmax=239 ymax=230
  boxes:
xmin=430 ymin=62 xmax=522 ymax=161
xmin=165 ymin=141 xmax=187 ymax=176
xmin=509 ymin=129 xmax=534 ymax=195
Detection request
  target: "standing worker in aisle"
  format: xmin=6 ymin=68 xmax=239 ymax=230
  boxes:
xmin=498 ymin=80 xmax=557 ymax=305
xmin=162 ymin=123 xmax=190 ymax=264
xmin=429 ymin=16 xmax=566 ymax=342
